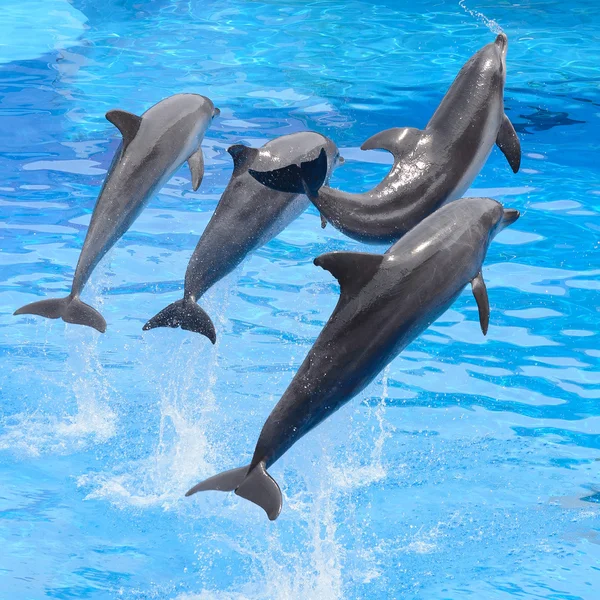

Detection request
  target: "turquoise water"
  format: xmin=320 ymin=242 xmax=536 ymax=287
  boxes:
xmin=1 ymin=0 xmax=600 ymax=598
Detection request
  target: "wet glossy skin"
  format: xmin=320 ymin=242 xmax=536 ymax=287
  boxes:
xmin=249 ymin=197 xmax=516 ymax=470
xmin=71 ymin=93 xmax=216 ymax=295
xmin=313 ymin=35 xmax=511 ymax=244
xmin=182 ymin=132 xmax=340 ymax=303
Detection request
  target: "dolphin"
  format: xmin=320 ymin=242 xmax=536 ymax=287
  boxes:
xmin=142 ymin=131 xmax=342 ymax=342
xmin=14 ymin=93 xmax=219 ymax=332
xmin=250 ymin=34 xmax=521 ymax=245
xmin=185 ymin=196 xmax=520 ymax=519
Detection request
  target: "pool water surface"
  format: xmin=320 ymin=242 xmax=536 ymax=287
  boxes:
xmin=1 ymin=1 xmax=600 ymax=598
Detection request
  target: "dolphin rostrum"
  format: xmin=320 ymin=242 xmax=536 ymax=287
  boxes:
xmin=14 ymin=93 xmax=219 ymax=332
xmin=185 ymin=196 xmax=520 ymax=519
xmin=143 ymin=131 xmax=341 ymax=342
xmin=250 ymin=34 xmax=520 ymax=245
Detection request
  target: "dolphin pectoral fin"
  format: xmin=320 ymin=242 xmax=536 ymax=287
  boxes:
xmin=496 ymin=114 xmax=521 ymax=173
xmin=188 ymin=148 xmax=205 ymax=191
xmin=235 ymin=462 xmax=282 ymax=521
xmin=320 ymin=213 xmax=327 ymax=228
xmin=361 ymin=127 xmax=421 ymax=161
xmin=227 ymin=144 xmax=259 ymax=176
xmin=471 ymin=271 xmax=490 ymax=336
xmin=249 ymin=148 xmax=328 ymax=200
xmin=314 ymin=251 xmax=383 ymax=299
xmin=106 ymin=109 xmax=142 ymax=151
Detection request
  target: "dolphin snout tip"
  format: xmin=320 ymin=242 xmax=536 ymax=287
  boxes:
xmin=495 ymin=33 xmax=508 ymax=50
xmin=502 ymin=208 xmax=520 ymax=228
xmin=213 ymin=107 xmax=221 ymax=118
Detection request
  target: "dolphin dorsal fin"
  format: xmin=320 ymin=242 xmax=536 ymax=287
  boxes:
xmin=227 ymin=144 xmax=259 ymax=175
xmin=106 ymin=109 xmax=142 ymax=152
xmin=314 ymin=251 xmax=383 ymax=300
xmin=361 ymin=127 xmax=421 ymax=161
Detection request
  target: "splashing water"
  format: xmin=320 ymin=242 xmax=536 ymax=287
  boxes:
xmin=0 ymin=280 xmax=116 ymax=457
xmin=329 ymin=366 xmax=394 ymax=490
xmin=196 ymin=367 xmax=398 ymax=599
xmin=175 ymin=594 xmax=249 ymax=600
xmin=224 ymin=487 xmax=345 ymax=599
xmin=458 ymin=1 xmax=504 ymax=34
xmin=79 ymin=334 xmax=222 ymax=509
xmin=77 ymin=274 xmax=241 ymax=510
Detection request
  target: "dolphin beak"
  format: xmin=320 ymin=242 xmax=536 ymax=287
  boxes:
xmin=213 ymin=107 xmax=221 ymax=118
xmin=500 ymin=208 xmax=520 ymax=231
xmin=338 ymin=155 xmax=345 ymax=165
xmin=495 ymin=33 xmax=508 ymax=56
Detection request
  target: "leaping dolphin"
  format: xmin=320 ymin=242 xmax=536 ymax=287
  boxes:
xmin=185 ymin=196 xmax=519 ymax=519
xmin=143 ymin=132 xmax=341 ymax=343
xmin=250 ymin=34 xmax=521 ymax=244
xmin=14 ymin=93 xmax=219 ymax=332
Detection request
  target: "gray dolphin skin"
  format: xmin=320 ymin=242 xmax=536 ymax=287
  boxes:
xmin=250 ymin=34 xmax=521 ymax=245
xmin=14 ymin=93 xmax=219 ymax=332
xmin=185 ymin=196 xmax=520 ymax=519
xmin=142 ymin=131 xmax=341 ymax=343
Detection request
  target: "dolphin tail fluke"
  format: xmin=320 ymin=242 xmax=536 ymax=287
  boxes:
xmin=186 ymin=461 xmax=282 ymax=521
xmin=14 ymin=296 xmax=106 ymax=333
xmin=249 ymin=148 xmax=328 ymax=200
xmin=185 ymin=465 xmax=249 ymax=496
xmin=142 ymin=299 xmax=216 ymax=344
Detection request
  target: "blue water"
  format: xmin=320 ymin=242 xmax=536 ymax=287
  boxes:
xmin=1 ymin=0 xmax=599 ymax=598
